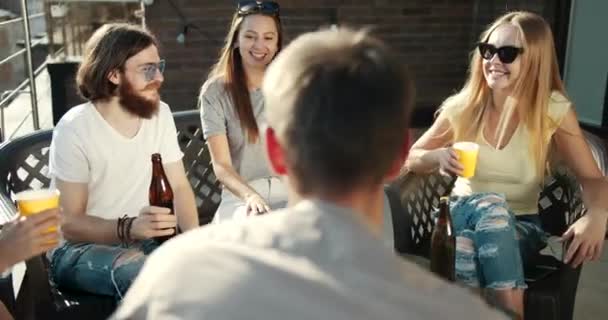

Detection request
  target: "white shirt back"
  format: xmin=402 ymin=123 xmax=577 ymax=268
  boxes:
xmin=49 ymin=102 xmax=183 ymax=220
xmin=112 ymin=200 xmax=507 ymax=320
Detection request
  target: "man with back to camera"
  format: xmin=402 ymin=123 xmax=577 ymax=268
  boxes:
xmin=112 ymin=27 xmax=507 ymax=319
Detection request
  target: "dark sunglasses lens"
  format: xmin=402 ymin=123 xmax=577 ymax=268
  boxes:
xmin=238 ymin=1 xmax=257 ymax=14
xmin=261 ymin=2 xmax=279 ymax=13
xmin=238 ymin=1 xmax=279 ymax=15
xmin=498 ymin=47 xmax=519 ymax=64
xmin=478 ymin=44 xmax=495 ymax=60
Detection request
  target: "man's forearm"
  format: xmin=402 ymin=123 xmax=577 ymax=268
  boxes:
xmin=62 ymin=215 xmax=120 ymax=244
xmin=174 ymin=185 xmax=199 ymax=231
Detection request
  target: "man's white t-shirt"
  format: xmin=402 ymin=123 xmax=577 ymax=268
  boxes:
xmin=49 ymin=102 xmax=183 ymax=220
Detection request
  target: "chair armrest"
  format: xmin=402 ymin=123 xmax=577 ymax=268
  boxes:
xmin=541 ymin=131 xmax=606 ymax=233
xmin=384 ymin=184 xmax=412 ymax=255
xmin=389 ymin=172 xmax=456 ymax=257
xmin=539 ymin=168 xmax=585 ymax=236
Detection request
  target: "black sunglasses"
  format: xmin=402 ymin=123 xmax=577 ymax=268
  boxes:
xmin=477 ymin=43 xmax=523 ymax=64
xmin=237 ymin=1 xmax=280 ymax=16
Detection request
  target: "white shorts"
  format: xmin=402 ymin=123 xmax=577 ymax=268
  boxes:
xmin=213 ymin=177 xmax=288 ymax=223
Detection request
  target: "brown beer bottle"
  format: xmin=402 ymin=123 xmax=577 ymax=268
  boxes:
xmin=430 ymin=196 xmax=456 ymax=281
xmin=149 ymin=153 xmax=175 ymax=244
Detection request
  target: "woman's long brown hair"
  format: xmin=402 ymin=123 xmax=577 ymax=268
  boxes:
xmin=207 ymin=12 xmax=283 ymax=143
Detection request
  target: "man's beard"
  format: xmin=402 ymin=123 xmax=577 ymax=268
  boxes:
xmin=118 ymin=76 xmax=161 ymax=119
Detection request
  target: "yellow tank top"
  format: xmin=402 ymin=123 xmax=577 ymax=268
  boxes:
xmin=445 ymin=91 xmax=571 ymax=215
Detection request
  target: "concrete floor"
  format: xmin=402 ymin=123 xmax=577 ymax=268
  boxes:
xmin=1 ymin=69 xmax=54 ymax=142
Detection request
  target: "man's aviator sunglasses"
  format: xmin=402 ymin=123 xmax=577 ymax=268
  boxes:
xmin=237 ymin=1 xmax=280 ymax=16
xmin=139 ymin=60 xmax=165 ymax=82
xmin=477 ymin=43 xmax=523 ymax=64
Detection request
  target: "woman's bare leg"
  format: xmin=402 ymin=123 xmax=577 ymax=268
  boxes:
xmin=487 ymin=288 xmax=524 ymax=320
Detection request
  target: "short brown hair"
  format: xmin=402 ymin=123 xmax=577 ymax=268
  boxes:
xmin=76 ymin=23 xmax=158 ymax=101
xmin=263 ymin=28 xmax=414 ymax=195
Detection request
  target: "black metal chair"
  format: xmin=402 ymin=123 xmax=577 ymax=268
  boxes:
xmin=173 ymin=110 xmax=222 ymax=225
xmin=0 ymin=110 xmax=220 ymax=319
xmin=385 ymin=132 xmax=607 ymax=320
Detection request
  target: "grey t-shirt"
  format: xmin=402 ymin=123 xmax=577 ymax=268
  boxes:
xmin=111 ymin=199 xmax=507 ymax=320
xmin=199 ymin=77 xmax=271 ymax=181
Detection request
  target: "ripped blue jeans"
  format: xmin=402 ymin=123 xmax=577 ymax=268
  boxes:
xmin=50 ymin=240 xmax=159 ymax=300
xmin=450 ymin=193 xmax=547 ymax=290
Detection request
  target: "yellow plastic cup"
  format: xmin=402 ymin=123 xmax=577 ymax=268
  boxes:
xmin=453 ymin=142 xmax=479 ymax=178
xmin=15 ymin=189 xmax=60 ymax=233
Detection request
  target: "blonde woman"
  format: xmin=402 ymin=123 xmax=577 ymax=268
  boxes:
xmin=406 ymin=11 xmax=607 ymax=318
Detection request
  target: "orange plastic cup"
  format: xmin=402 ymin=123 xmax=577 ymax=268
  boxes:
xmin=15 ymin=189 xmax=60 ymax=233
xmin=453 ymin=142 xmax=479 ymax=178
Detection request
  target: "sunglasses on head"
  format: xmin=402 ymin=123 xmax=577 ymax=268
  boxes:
xmin=477 ymin=43 xmax=523 ymax=64
xmin=237 ymin=1 xmax=280 ymax=16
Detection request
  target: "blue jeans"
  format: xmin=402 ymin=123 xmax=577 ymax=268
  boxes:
xmin=50 ymin=240 xmax=159 ymax=299
xmin=449 ymin=193 xmax=547 ymax=290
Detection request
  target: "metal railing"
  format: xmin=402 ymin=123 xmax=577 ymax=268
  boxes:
xmin=1 ymin=0 xmax=148 ymax=143
xmin=0 ymin=12 xmax=44 ymax=27
xmin=0 ymin=1 xmax=44 ymax=142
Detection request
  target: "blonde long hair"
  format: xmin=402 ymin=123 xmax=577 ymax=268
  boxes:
xmin=441 ymin=11 xmax=567 ymax=176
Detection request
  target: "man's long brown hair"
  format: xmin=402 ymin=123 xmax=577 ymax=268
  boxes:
xmin=207 ymin=12 xmax=283 ymax=143
xmin=76 ymin=23 xmax=158 ymax=102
